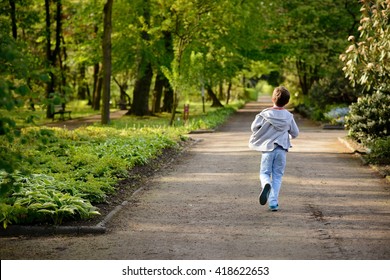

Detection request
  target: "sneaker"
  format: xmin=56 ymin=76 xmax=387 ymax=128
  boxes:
xmin=269 ymin=204 xmax=279 ymax=211
xmin=259 ymin=183 xmax=271 ymax=205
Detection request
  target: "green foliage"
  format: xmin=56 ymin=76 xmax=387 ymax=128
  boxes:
xmin=0 ymin=172 xmax=99 ymax=228
xmin=188 ymin=105 xmax=238 ymax=130
xmin=270 ymin=0 xmax=360 ymax=96
xmin=1 ymin=0 xmax=362 ymax=129
xmin=345 ymin=91 xmax=390 ymax=144
xmin=0 ymin=202 xmax=28 ymax=230
xmin=340 ymin=0 xmax=390 ymax=95
xmin=309 ymin=72 xmax=361 ymax=106
xmin=0 ymin=30 xmax=26 ymax=138
xmin=0 ymin=104 xmax=237 ymax=227
xmin=0 ymin=34 xmax=31 ymax=109
xmin=0 ymin=6 xmax=46 ymax=140
xmin=365 ymin=137 xmax=390 ymax=165
xmin=340 ymin=1 xmax=390 ymax=165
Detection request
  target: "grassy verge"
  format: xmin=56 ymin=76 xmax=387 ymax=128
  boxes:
xmin=0 ymin=101 xmax=243 ymax=228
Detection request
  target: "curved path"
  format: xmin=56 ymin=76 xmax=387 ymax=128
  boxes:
xmin=1 ymin=98 xmax=389 ymax=259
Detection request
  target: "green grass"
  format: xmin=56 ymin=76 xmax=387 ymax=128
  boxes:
xmin=0 ymin=99 xmax=243 ymax=228
xmin=0 ymin=100 xmax=119 ymax=128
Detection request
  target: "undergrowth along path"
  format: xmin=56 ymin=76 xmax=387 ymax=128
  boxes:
xmin=0 ymin=97 xmax=389 ymax=259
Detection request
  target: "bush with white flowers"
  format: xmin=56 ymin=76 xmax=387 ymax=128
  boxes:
xmin=345 ymin=91 xmax=390 ymax=144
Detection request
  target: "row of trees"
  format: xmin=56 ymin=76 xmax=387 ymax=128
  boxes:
xmin=0 ymin=0 xmax=363 ymax=128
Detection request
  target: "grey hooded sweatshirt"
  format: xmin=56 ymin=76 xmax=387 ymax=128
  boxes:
xmin=248 ymin=108 xmax=299 ymax=152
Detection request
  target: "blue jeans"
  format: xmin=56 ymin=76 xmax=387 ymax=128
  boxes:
xmin=259 ymin=146 xmax=287 ymax=207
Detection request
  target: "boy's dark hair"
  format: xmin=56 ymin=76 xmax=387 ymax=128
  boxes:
xmin=272 ymin=86 xmax=290 ymax=107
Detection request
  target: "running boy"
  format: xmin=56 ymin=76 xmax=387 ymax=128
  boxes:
xmin=248 ymin=86 xmax=299 ymax=211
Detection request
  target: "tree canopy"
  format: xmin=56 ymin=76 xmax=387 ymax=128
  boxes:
xmin=1 ymin=0 xmax=362 ymax=129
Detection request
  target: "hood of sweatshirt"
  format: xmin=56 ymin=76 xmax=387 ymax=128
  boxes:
xmin=260 ymin=108 xmax=292 ymax=131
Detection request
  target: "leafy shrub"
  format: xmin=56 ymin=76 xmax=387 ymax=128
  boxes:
xmin=294 ymin=100 xmax=325 ymax=122
xmin=0 ymin=202 xmax=28 ymax=229
xmin=188 ymin=106 xmax=236 ymax=130
xmin=365 ymin=137 xmax=390 ymax=165
xmin=345 ymin=91 xmax=390 ymax=144
xmin=310 ymin=74 xmax=360 ymax=107
xmin=0 ymin=173 xmax=99 ymax=228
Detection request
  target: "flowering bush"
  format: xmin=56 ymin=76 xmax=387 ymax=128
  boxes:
xmin=324 ymin=107 xmax=350 ymax=125
xmin=340 ymin=0 xmax=390 ymax=95
xmin=345 ymin=91 xmax=390 ymax=144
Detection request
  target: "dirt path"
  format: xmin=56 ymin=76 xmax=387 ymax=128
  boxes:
xmin=1 ymin=99 xmax=389 ymax=260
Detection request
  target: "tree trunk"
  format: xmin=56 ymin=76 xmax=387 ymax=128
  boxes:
xmin=91 ymin=63 xmax=100 ymax=107
xmin=169 ymin=36 xmax=186 ymax=126
xmin=45 ymin=0 xmax=53 ymax=118
xmin=101 ymin=0 xmax=113 ymax=125
xmin=152 ymin=71 xmax=165 ymax=113
xmin=160 ymin=31 xmax=174 ymax=113
xmin=9 ymin=0 xmax=17 ymax=39
xmin=114 ymin=78 xmax=131 ymax=110
xmin=55 ymin=0 xmax=62 ymax=71
xmin=78 ymin=64 xmax=87 ymax=100
xmin=296 ymin=60 xmax=309 ymax=96
xmin=45 ymin=0 xmax=62 ymax=118
xmin=56 ymin=1 xmax=68 ymax=113
xmin=131 ymin=62 xmax=153 ymax=116
xmin=296 ymin=59 xmax=319 ymax=96
xmin=93 ymin=76 xmax=103 ymax=111
xmin=218 ymin=81 xmax=223 ymax=100
xmin=59 ymin=34 xmax=67 ymax=106
xmin=86 ymin=84 xmax=91 ymax=105
xmin=226 ymin=81 xmax=232 ymax=105
xmin=169 ymin=89 xmax=179 ymax=126
xmin=162 ymin=77 xmax=173 ymax=113
xmin=206 ymin=85 xmax=224 ymax=107
xmin=89 ymin=24 xmax=99 ymax=107
xmin=128 ymin=0 xmax=152 ymax=116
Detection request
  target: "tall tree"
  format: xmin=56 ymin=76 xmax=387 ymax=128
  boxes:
xmin=102 ymin=0 xmax=113 ymax=124
xmin=159 ymin=0 xmax=228 ymax=125
xmin=44 ymin=0 xmax=64 ymax=118
xmin=129 ymin=0 xmax=153 ymax=116
xmin=152 ymin=30 xmax=174 ymax=114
